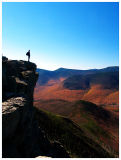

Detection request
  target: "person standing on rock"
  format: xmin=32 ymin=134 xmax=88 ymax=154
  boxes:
xmin=26 ymin=50 xmax=30 ymax=62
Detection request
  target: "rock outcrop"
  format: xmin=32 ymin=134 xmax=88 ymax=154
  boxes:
xmin=2 ymin=57 xmax=70 ymax=158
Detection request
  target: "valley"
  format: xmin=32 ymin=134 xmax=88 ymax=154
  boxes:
xmin=34 ymin=66 xmax=119 ymax=157
xmin=34 ymin=71 xmax=119 ymax=112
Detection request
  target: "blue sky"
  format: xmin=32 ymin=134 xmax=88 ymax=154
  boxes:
xmin=2 ymin=2 xmax=119 ymax=70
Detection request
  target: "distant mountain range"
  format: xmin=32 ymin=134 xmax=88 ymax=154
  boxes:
xmin=37 ymin=66 xmax=119 ymax=85
xmin=35 ymin=66 xmax=119 ymax=107
xmin=63 ymin=71 xmax=119 ymax=90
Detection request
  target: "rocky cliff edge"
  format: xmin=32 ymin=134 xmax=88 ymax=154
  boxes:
xmin=2 ymin=57 xmax=69 ymax=158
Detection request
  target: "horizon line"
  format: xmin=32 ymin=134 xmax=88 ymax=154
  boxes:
xmin=2 ymin=56 xmax=119 ymax=72
xmin=37 ymin=65 xmax=119 ymax=71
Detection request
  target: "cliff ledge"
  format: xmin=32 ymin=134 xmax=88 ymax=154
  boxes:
xmin=2 ymin=57 xmax=69 ymax=158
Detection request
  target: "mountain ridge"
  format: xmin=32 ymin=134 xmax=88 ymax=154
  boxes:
xmin=38 ymin=66 xmax=119 ymax=72
xmin=36 ymin=66 xmax=119 ymax=85
xmin=63 ymin=71 xmax=119 ymax=90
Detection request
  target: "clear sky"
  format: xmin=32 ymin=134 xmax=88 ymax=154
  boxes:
xmin=2 ymin=2 xmax=119 ymax=70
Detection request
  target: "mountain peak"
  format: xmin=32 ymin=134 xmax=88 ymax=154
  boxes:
xmin=55 ymin=68 xmax=68 ymax=71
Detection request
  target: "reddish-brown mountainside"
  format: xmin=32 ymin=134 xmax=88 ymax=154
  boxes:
xmin=34 ymin=77 xmax=119 ymax=113
xmin=34 ymin=68 xmax=119 ymax=156
xmin=34 ymin=98 xmax=119 ymax=155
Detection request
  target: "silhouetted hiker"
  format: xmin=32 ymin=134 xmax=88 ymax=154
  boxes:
xmin=26 ymin=50 xmax=30 ymax=62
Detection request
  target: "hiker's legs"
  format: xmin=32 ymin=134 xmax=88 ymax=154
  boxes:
xmin=28 ymin=56 xmax=30 ymax=62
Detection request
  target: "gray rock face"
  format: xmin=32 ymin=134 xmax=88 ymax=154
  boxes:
xmin=2 ymin=97 xmax=27 ymax=140
xmin=2 ymin=57 xmax=39 ymax=157
xmin=2 ymin=57 xmax=70 ymax=158
xmin=2 ymin=57 xmax=38 ymax=101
